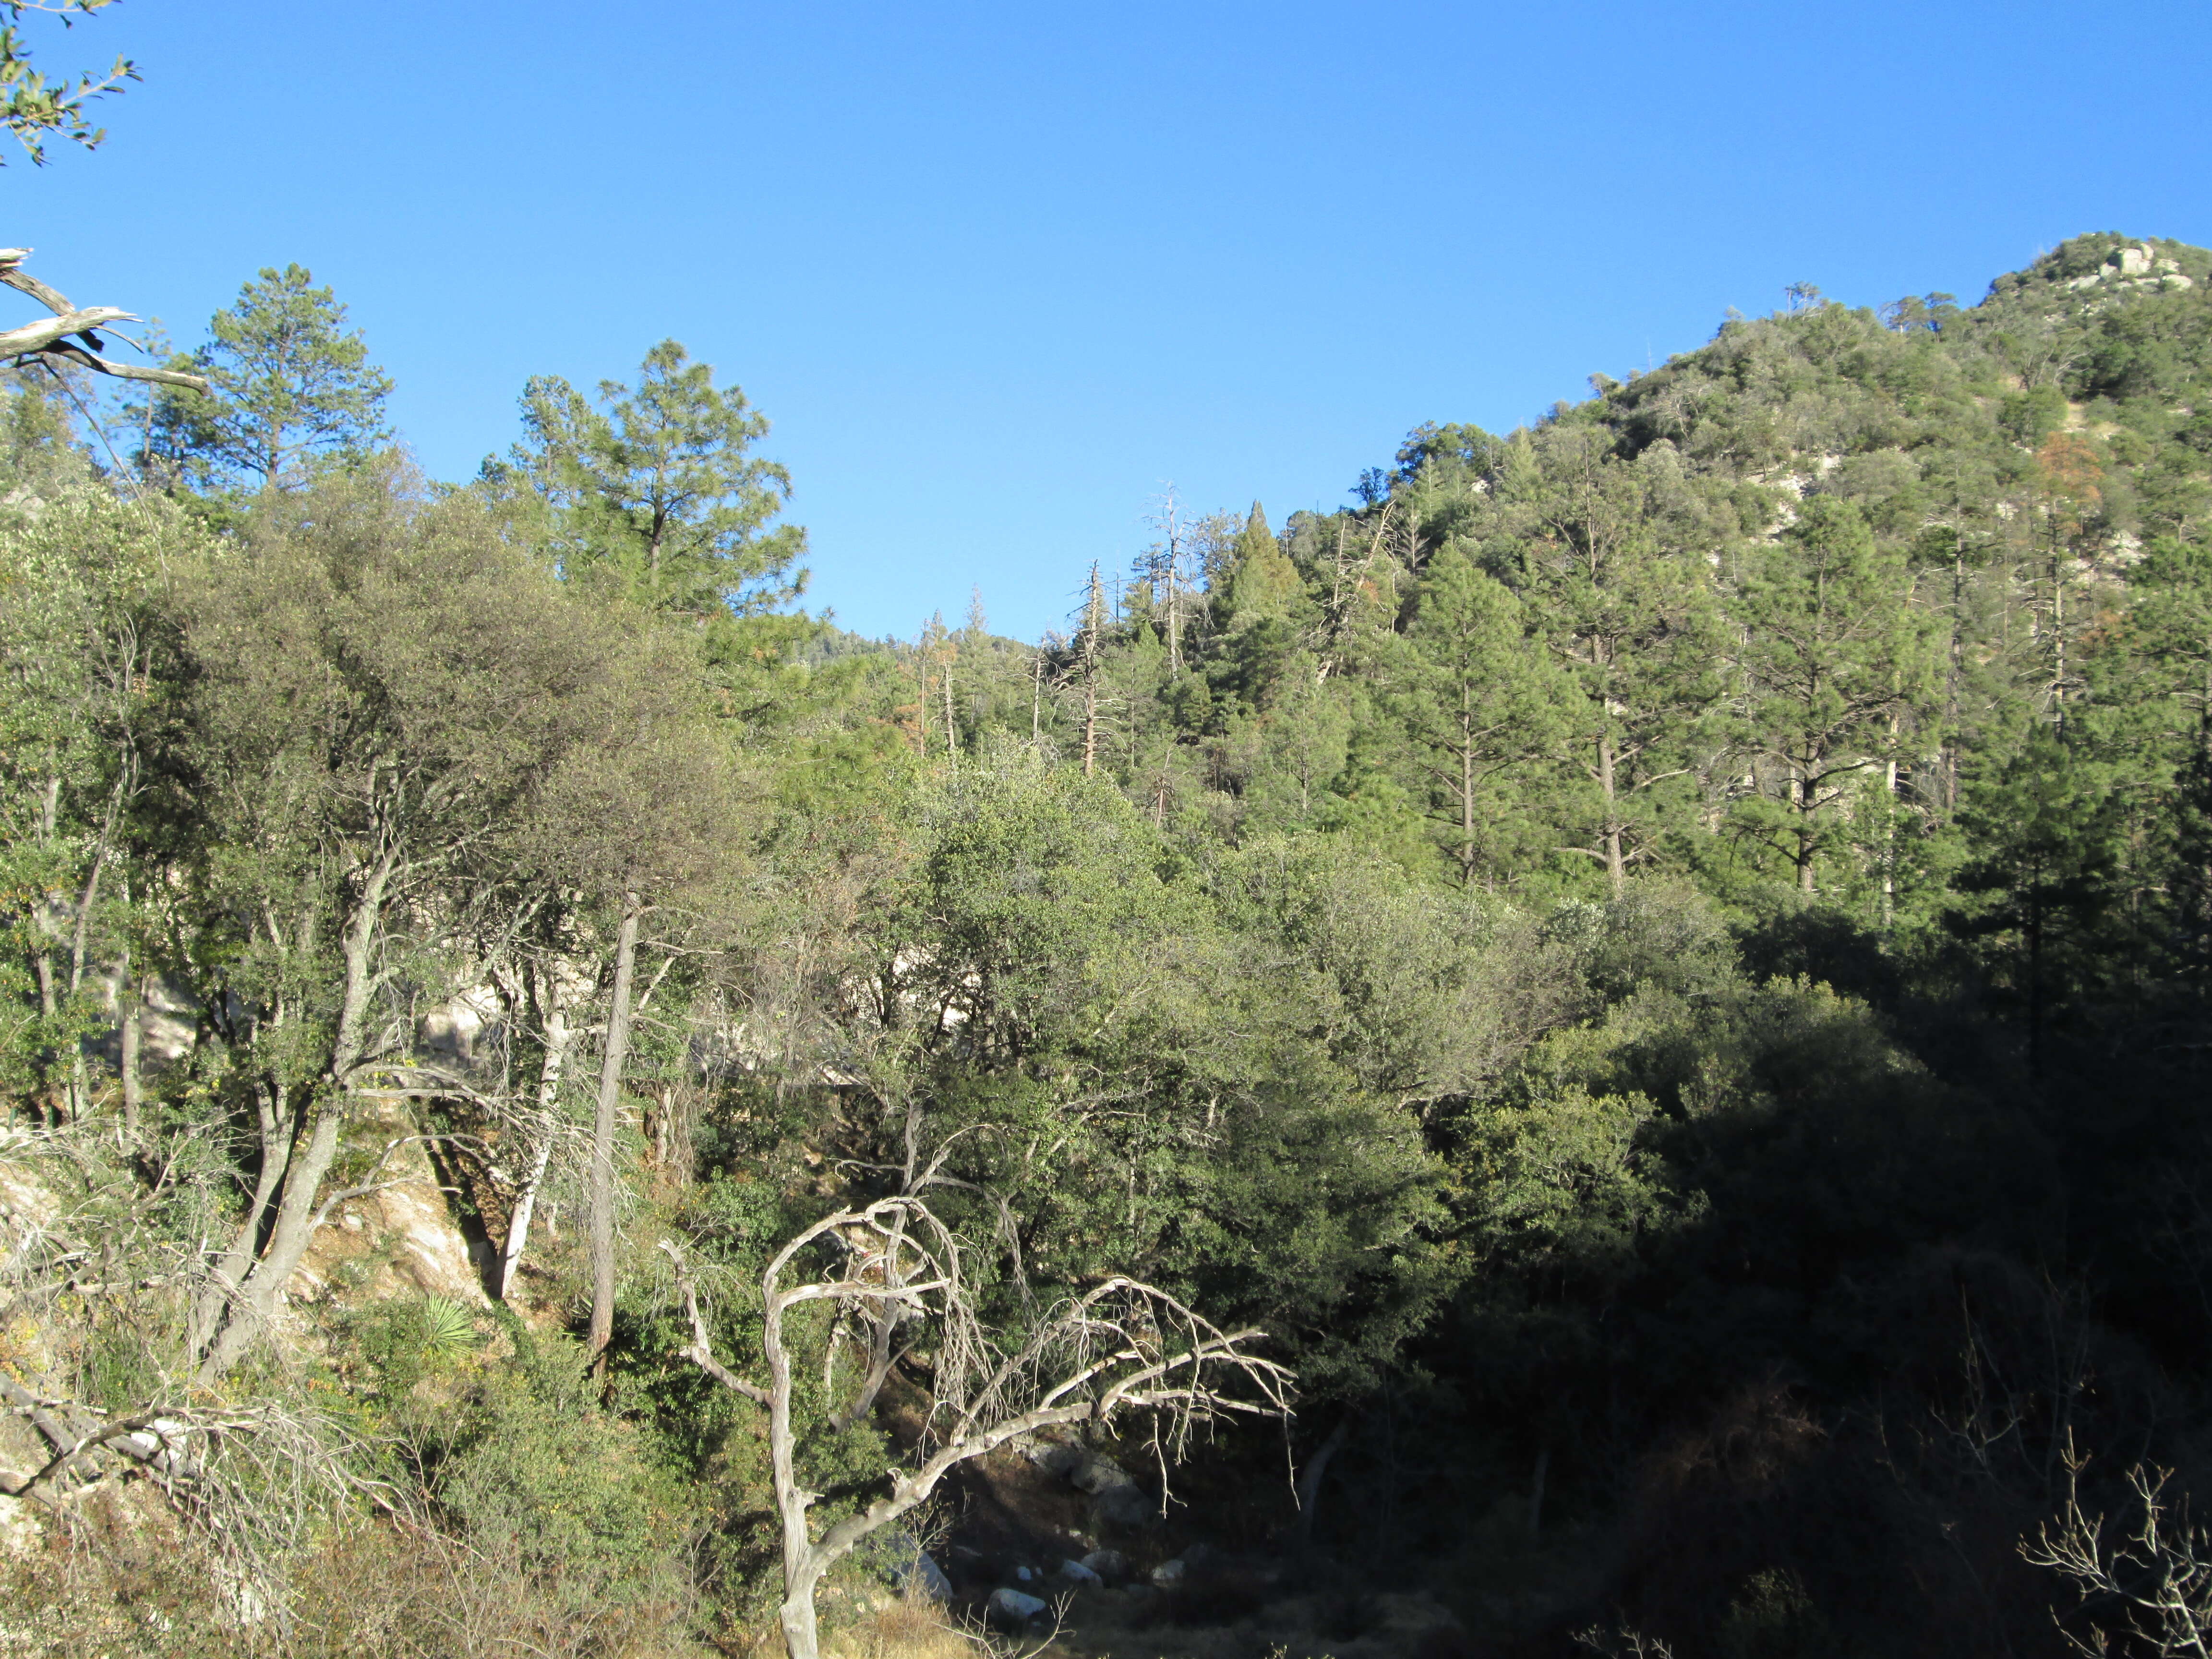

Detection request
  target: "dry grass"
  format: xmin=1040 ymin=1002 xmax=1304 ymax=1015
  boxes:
xmin=826 ymin=1593 xmax=992 ymax=1659
xmin=0 ymin=1515 xmax=713 ymax=1659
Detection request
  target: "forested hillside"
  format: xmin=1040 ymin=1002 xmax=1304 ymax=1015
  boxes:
xmin=7 ymin=229 xmax=2212 ymax=1659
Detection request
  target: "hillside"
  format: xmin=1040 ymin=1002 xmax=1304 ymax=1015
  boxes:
xmin=4 ymin=233 xmax=2212 ymax=1658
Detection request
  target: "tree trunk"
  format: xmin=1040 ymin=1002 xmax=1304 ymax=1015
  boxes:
xmin=1459 ymin=697 xmax=1478 ymax=887
xmin=780 ymin=1577 xmax=826 ymax=1659
xmin=1794 ymin=766 xmax=1817 ymax=893
xmin=1293 ymin=1415 xmax=1353 ymax=1549
xmin=197 ymin=1099 xmax=341 ymax=1381
xmin=1082 ymin=674 xmax=1098 ymax=777
xmin=119 ymin=959 xmax=140 ymax=1140
xmin=196 ymin=848 xmax=397 ymax=1380
xmin=1598 ymin=731 xmax=1624 ymax=897
xmin=587 ymin=900 xmax=643 ymax=1357
xmin=1882 ymin=737 xmax=1900 ymax=931
xmin=190 ymin=1075 xmax=294 ymax=1356
xmin=498 ymin=955 xmax=578 ymax=1301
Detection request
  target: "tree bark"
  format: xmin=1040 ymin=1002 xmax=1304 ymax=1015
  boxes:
xmin=498 ymin=956 xmax=578 ymax=1302
xmin=119 ymin=959 xmax=141 ymax=1141
xmin=587 ymin=900 xmax=643 ymax=1357
xmin=1598 ymin=731 xmax=1625 ymax=897
xmin=1293 ymin=1415 xmax=1353 ymax=1549
xmin=196 ymin=846 xmax=399 ymax=1380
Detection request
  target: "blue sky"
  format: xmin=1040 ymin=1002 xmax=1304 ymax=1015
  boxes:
xmin=8 ymin=1 xmax=2208 ymax=641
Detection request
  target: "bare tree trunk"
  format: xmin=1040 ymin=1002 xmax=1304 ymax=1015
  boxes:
xmin=1882 ymin=720 xmax=1900 ymax=931
xmin=197 ymin=1097 xmax=343 ymax=1381
xmin=189 ymin=1074 xmax=293 ymax=1356
xmin=1080 ymin=564 xmax=1105 ymax=778
xmin=119 ymin=960 xmax=140 ymax=1140
xmin=197 ymin=848 xmax=398 ymax=1380
xmin=1598 ymin=731 xmax=1625 ymax=897
xmin=666 ymin=1201 xmax=1290 ymax=1659
xmin=588 ymin=899 xmax=643 ymax=1357
xmin=1459 ymin=700 xmax=1478 ymax=887
xmin=498 ymin=955 xmax=577 ymax=1302
xmin=1293 ymin=1415 xmax=1353 ymax=1549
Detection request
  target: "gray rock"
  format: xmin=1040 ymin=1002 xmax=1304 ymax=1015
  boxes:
xmin=881 ymin=1532 xmax=951 ymax=1603
xmin=1149 ymin=1556 xmax=1186 ymax=1588
xmin=987 ymin=1587 xmax=1048 ymax=1629
xmin=1014 ymin=1564 xmax=1035 ymax=1583
xmin=1070 ymin=1454 xmax=1131 ymax=1494
xmin=1023 ymin=1439 xmax=1084 ymax=1478
xmin=1089 ymin=1482 xmax=1160 ymax=1529
xmin=905 ymin=1552 xmax=953 ymax=1603
xmin=1080 ymin=1548 xmax=1129 ymax=1585
xmin=1054 ymin=1557 xmax=1102 ymax=1587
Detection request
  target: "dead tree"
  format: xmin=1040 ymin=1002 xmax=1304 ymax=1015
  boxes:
xmin=0 ymin=247 xmax=206 ymax=391
xmin=663 ymin=1195 xmax=1292 ymax=1659
xmin=2022 ymin=1446 xmax=2212 ymax=1656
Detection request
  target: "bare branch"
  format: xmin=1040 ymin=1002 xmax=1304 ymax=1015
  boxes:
xmin=657 ymin=1239 xmax=769 ymax=1405
xmin=0 ymin=247 xmax=210 ymax=390
xmin=659 ymin=1190 xmax=1291 ymax=1659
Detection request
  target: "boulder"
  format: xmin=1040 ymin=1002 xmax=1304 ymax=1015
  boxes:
xmin=1069 ymin=1453 xmax=1130 ymax=1493
xmin=1054 ymin=1557 xmax=1102 ymax=1587
xmin=880 ymin=1530 xmax=951 ymax=1602
xmin=1149 ymin=1556 xmax=1186 ymax=1588
xmin=1023 ymin=1439 xmax=1084 ymax=1478
xmin=1089 ymin=1482 xmax=1160 ymax=1529
xmin=986 ymin=1587 xmax=1048 ymax=1630
xmin=1080 ymin=1548 xmax=1129 ymax=1585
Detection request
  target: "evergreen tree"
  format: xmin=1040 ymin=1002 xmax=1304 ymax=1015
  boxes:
xmin=501 ymin=338 xmax=807 ymax=619
xmin=1949 ymin=727 xmax=2126 ymax=1073
xmin=1516 ymin=440 xmax=1724 ymax=894
xmin=148 ymin=264 xmax=393 ymax=488
xmin=1386 ymin=545 xmax=1575 ymax=886
xmin=1731 ymin=496 xmax=1937 ymax=894
xmin=1223 ymin=502 xmax=1302 ymax=627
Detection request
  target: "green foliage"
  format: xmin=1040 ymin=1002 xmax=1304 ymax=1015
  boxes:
xmin=431 ymin=1328 xmax=698 ymax=1613
xmin=0 ymin=0 xmax=133 ymax=165
xmin=13 ymin=230 xmax=2212 ymax=1657
xmin=149 ymin=264 xmax=394 ymax=488
xmin=495 ymin=337 xmax=807 ymax=620
xmin=349 ymin=1295 xmax=481 ymax=1397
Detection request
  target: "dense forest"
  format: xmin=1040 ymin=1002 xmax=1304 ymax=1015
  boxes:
xmin=5 ymin=39 xmax=2212 ymax=1654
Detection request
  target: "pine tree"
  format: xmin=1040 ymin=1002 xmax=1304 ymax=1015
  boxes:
xmin=1518 ymin=446 xmax=1724 ymax=894
xmin=1950 ymin=727 xmax=2126 ymax=1074
xmin=1224 ymin=503 xmax=1302 ymax=626
xmin=1386 ymin=545 xmax=1575 ymax=886
xmin=499 ymin=338 xmax=806 ymax=618
xmin=1731 ymin=496 xmax=1937 ymax=895
xmin=148 ymin=264 xmax=393 ymax=488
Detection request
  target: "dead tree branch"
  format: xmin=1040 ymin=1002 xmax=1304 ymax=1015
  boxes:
xmin=661 ymin=1193 xmax=1291 ymax=1659
xmin=0 ymin=247 xmax=208 ymax=389
xmin=2022 ymin=1441 xmax=2212 ymax=1655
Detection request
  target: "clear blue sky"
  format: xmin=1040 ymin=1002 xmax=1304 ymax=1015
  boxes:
xmin=8 ymin=1 xmax=2208 ymax=641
